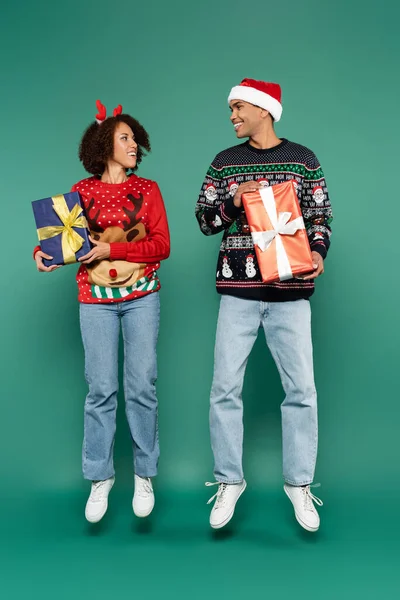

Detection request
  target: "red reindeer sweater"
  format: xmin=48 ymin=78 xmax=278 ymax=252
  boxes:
xmin=35 ymin=174 xmax=170 ymax=303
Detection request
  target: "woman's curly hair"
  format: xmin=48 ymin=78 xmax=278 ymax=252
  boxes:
xmin=78 ymin=114 xmax=151 ymax=176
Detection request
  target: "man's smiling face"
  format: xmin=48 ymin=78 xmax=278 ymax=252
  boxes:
xmin=229 ymin=99 xmax=265 ymax=138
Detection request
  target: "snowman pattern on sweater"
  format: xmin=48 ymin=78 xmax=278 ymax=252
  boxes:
xmin=245 ymin=254 xmax=257 ymax=278
xmin=221 ymin=256 xmax=233 ymax=278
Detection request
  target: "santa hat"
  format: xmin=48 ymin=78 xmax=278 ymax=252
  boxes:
xmin=312 ymin=186 xmax=323 ymax=194
xmin=228 ymin=79 xmax=282 ymax=122
xmin=206 ymin=183 xmax=216 ymax=190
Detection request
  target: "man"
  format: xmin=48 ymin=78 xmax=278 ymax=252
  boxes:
xmin=196 ymin=79 xmax=332 ymax=533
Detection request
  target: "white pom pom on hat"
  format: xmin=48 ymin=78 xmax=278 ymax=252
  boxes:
xmin=228 ymin=78 xmax=283 ymax=122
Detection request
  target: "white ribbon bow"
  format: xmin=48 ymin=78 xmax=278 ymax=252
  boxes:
xmin=251 ymin=186 xmax=305 ymax=281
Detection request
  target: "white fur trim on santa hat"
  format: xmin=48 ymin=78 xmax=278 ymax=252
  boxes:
xmin=228 ymin=86 xmax=283 ymax=122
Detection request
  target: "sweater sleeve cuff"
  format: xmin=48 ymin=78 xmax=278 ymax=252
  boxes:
xmin=33 ymin=245 xmax=41 ymax=259
xmin=221 ymin=196 xmax=242 ymax=222
xmin=109 ymin=242 xmax=127 ymax=261
xmin=310 ymin=243 xmax=327 ymax=260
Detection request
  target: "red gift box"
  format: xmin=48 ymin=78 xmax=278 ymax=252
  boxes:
xmin=242 ymin=181 xmax=313 ymax=283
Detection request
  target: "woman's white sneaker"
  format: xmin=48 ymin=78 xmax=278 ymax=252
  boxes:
xmin=85 ymin=477 xmax=115 ymax=523
xmin=206 ymin=480 xmax=247 ymax=529
xmin=133 ymin=475 xmax=155 ymax=517
xmin=284 ymin=483 xmax=323 ymax=532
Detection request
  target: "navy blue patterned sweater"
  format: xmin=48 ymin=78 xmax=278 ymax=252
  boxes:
xmin=195 ymin=139 xmax=333 ymax=302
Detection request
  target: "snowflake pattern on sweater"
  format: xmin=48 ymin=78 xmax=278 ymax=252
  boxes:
xmin=195 ymin=139 xmax=333 ymax=302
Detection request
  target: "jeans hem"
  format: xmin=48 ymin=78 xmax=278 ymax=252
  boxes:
xmin=135 ymin=470 xmax=158 ymax=478
xmin=83 ymin=472 xmax=115 ymax=482
xmin=214 ymin=477 xmax=244 ymax=484
xmin=284 ymin=478 xmax=313 ymax=486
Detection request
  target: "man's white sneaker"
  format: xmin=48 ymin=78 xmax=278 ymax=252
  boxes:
xmin=85 ymin=477 xmax=115 ymax=523
xmin=133 ymin=475 xmax=155 ymax=518
xmin=206 ymin=480 xmax=247 ymax=529
xmin=284 ymin=483 xmax=323 ymax=532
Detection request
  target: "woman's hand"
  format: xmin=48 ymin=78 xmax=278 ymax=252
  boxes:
xmin=35 ymin=251 xmax=61 ymax=272
xmin=78 ymin=236 xmax=111 ymax=264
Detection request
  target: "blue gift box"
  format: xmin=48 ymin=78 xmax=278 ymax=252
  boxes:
xmin=32 ymin=192 xmax=92 ymax=267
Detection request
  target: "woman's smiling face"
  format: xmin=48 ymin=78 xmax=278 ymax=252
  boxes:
xmin=111 ymin=122 xmax=138 ymax=170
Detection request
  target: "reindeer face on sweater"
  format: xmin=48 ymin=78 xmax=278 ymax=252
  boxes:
xmin=86 ymin=193 xmax=146 ymax=287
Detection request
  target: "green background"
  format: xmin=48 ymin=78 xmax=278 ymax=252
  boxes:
xmin=1 ymin=0 xmax=398 ymax=597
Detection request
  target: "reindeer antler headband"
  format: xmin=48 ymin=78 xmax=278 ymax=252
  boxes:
xmin=95 ymin=99 xmax=123 ymax=124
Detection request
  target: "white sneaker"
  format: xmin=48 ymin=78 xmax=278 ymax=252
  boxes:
xmin=284 ymin=483 xmax=323 ymax=532
xmin=133 ymin=475 xmax=155 ymax=518
xmin=85 ymin=477 xmax=115 ymax=523
xmin=206 ymin=480 xmax=247 ymax=529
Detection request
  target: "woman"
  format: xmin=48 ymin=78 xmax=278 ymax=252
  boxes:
xmin=34 ymin=101 xmax=170 ymax=523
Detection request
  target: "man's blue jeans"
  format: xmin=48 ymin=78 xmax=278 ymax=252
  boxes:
xmin=210 ymin=295 xmax=318 ymax=486
xmin=79 ymin=292 xmax=160 ymax=481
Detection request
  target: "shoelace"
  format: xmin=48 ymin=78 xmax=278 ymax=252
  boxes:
xmin=205 ymin=481 xmax=228 ymax=507
xmin=90 ymin=480 xmax=109 ymax=501
xmin=136 ymin=477 xmax=153 ymax=497
xmin=302 ymin=484 xmax=323 ymax=511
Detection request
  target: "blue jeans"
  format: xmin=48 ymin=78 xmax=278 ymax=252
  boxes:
xmin=210 ymin=295 xmax=318 ymax=486
xmin=79 ymin=292 xmax=160 ymax=481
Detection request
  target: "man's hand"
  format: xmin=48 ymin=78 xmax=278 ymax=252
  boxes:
xmin=35 ymin=250 xmax=61 ymax=272
xmin=78 ymin=236 xmax=111 ymax=264
xmin=233 ymin=181 xmax=262 ymax=208
xmin=302 ymin=251 xmax=324 ymax=280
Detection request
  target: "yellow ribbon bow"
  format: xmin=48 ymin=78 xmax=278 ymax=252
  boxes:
xmin=37 ymin=194 xmax=88 ymax=264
